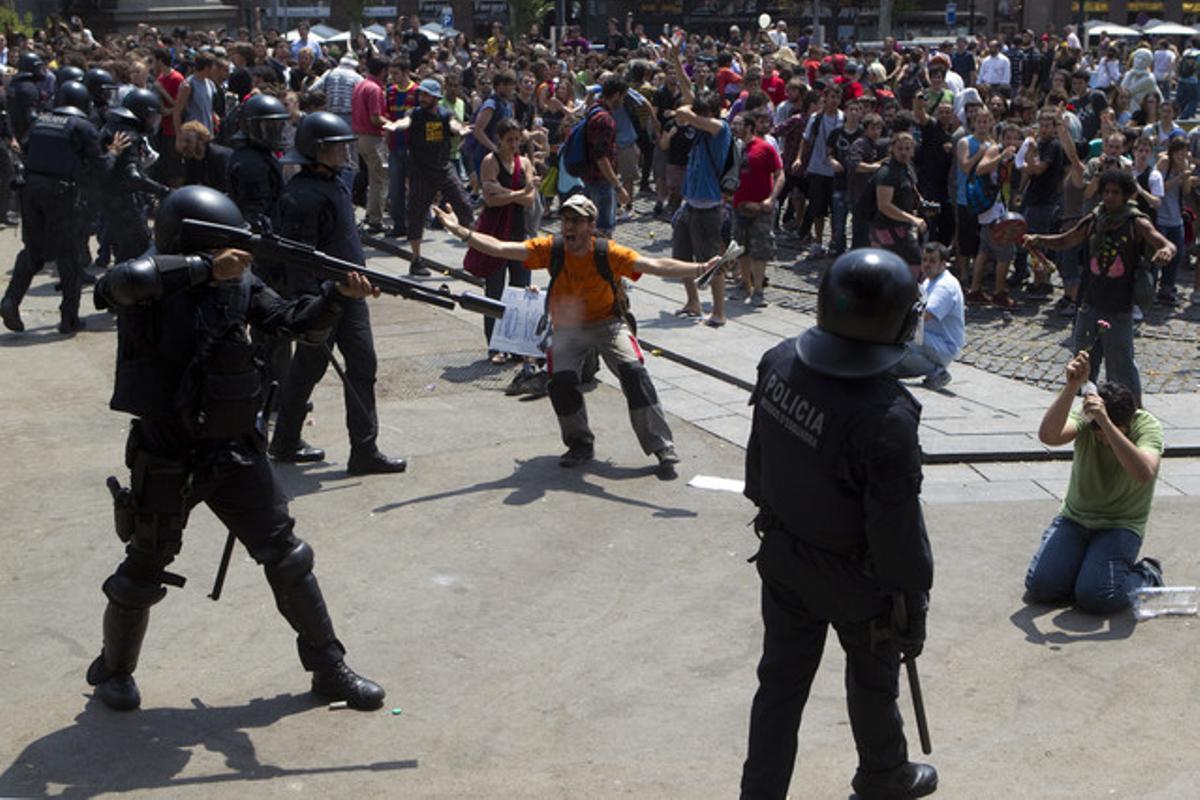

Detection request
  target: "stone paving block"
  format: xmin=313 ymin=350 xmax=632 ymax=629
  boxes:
xmin=692 ymin=414 xmax=753 ymax=447
xmin=923 ymin=464 xmax=988 ymax=483
xmin=920 ymin=480 xmax=1055 ymax=505
xmin=656 ymin=387 xmax=736 ymax=422
xmin=1161 ymin=459 xmax=1200 ymax=478
xmin=668 ymin=374 xmax=751 ymax=405
xmin=1159 ymin=473 xmax=1200 ymax=497
xmin=920 ymin=432 xmax=1053 ymax=456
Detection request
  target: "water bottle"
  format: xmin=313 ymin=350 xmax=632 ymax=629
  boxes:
xmin=1133 ymin=586 xmax=1200 ymax=620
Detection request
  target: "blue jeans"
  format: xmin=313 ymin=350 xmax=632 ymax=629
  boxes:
xmin=891 ymin=341 xmax=951 ymax=380
xmin=1073 ymin=304 xmax=1140 ymax=403
xmin=1155 ymin=223 xmax=1184 ymax=295
xmin=829 ymin=190 xmax=848 ymax=254
xmin=583 ymin=181 xmax=616 ymax=233
xmin=388 ymin=149 xmax=408 ymax=235
xmin=1025 ymin=516 xmax=1148 ymax=614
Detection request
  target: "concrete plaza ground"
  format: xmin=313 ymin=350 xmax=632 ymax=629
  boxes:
xmin=0 ymin=225 xmax=1197 ymax=798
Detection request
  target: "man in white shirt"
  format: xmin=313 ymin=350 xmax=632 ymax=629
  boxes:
xmin=768 ymin=21 xmax=789 ymax=50
xmin=892 ymin=242 xmax=965 ymax=390
xmin=977 ymin=40 xmax=1011 ymax=88
xmin=1152 ymin=39 xmax=1176 ymax=92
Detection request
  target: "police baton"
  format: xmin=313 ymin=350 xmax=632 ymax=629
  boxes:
xmin=893 ymin=592 xmax=933 ymax=755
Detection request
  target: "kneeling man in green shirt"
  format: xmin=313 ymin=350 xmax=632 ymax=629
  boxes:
xmin=1025 ymin=350 xmax=1165 ymax=613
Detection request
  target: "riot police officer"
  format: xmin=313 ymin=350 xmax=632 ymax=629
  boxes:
xmin=55 ymin=65 xmax=86 ymax=86
xmin=228 ymin=92 xmax=292 ymax=414
xmin=99 ymin=87 xmax=170 ymax=261
xmin=7 ymin=52 xmax=49 ymax=144
xmin=87 ymin=185 xmax=386 ymax=712
xmin=0 ymin=81 xmax=109 ymax=333
xmin=268 ymin=112 xmax=406 ymax=474
xmin=83 ymin=67 xmax=118 ymax=125
xmin=740 ymin=249 xmax=937 ymax=800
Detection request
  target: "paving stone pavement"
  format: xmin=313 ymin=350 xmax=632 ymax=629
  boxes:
xmin=602 ymin=195 xmax=1200 ymax=395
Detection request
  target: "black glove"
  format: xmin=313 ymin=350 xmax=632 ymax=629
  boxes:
xmin=893 ymin=609 xmax=926 ymax=660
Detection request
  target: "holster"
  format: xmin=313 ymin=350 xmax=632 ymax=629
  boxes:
xmin=106 ymin=476 xmax=135 ymax=543
xmin=122 ymin=430 xmax=192 ymax=557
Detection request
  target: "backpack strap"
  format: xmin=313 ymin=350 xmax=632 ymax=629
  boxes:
xmin=541 ymin=234 xmax=566 ymax=322
xmin=593 ymin=237 xmax=638 ymax=335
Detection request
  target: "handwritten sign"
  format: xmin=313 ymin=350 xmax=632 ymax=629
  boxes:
xmin=488 ymin=287 xmax=546 ymax=358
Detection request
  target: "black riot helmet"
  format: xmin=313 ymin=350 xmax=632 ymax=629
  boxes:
xmin=154 ymin=185 xmax=250 ymax=255
xmin=83 ymin=68 xmax=118 ymax=106
xmin=55 ymin=80 xmax=93 ymax=116
xmin=16 ymin=52 xmax=44 ymax=77
xmin=796 ymin=249 xmax=923 ymax=378
xmin=240 ymin=92 xmax=289 ymax=149
xmin=281 ymin=111 xmax=355 ymax=166
xmin=56 ymin=65 xmax=85 ymax=85
xmin=122 ymin=88 xmax=163 ymax=135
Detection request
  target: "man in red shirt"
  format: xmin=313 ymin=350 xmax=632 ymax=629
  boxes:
xmin=732 ymin=110 xmax=784 ymax=307
xmin=352 ymin=56 xmax=390 ymax=232
xmin=151 ymin=47 xmax=184 ymax=186
xmin=715 ymin=51 xmax=742 ymax=104
xmin=760 ymin=57 xmax=787 ymax=107
xmin=580 ymin=78 xmax=629 ymax=237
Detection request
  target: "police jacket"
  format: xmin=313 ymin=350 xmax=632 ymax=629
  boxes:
xmin=95 ymin=254 xmax=347 ymax=439
xmin=22 ymin=108 xmax=103 ymax=184
xmin=745 ymin=338 xmax=933 ymax=600
xmin=227 ymin=141 xmax=283 ymax=232
xmin=274 ymin=165 xmax=365 ymax=296
xmin=6 ymin=75 xmax=44 ymax=143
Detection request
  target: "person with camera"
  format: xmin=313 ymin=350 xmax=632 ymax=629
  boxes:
xmin=740 ymin=248 xmax=937 ymax=800
xmin=1025 ymin=351 xmax=1164 ymax=614
xmin=87 ymin=186 xmax=385 ymax=712
xmin=870 ymin=132 xmax=928 ymax=279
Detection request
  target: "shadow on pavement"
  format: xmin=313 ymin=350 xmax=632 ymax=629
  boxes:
xmin=1009 ymin=603 xmax=1136 ymax=647
xmin=373 ymin=455 xmax=696 ymax=518
xmin=0 ymin=693 xmax=418 ymax=798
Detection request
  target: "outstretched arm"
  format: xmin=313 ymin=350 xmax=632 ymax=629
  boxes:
xmin=632 ymin=253 xmax=717 ymax=279
xmin=432 ymin=204 xmax=529 ymax=261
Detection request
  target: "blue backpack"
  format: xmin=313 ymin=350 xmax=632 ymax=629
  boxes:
xmin=562 ymin=105 xmax=607 ymax=178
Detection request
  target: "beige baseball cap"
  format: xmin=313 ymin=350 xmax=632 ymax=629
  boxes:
xmin=561 ymin=194 xmax=598 ymax=219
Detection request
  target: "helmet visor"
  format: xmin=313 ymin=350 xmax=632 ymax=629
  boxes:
xmin=316 ymin=140 xmax=352 ymax=169
xmin=97 ymin=84 xmax=118 ymax=105
xmin=249 ymin=117 xmax=287 ymax=149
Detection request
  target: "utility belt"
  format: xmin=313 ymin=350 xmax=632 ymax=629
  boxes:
xmin=752 ymin=506 xmax=869 ymax=566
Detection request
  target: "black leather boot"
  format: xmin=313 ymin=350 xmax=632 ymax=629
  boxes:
xmin=852 ymin=762 xmax=938 ymax=799
xmin=86 ymin=603 xmax=149 ymax=711
xmin=311 ymin=661 xmax=386 ymax=710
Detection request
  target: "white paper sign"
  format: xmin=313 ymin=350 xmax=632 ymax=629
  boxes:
xmin=688 ymin=475 xmax=746 ymax=494
xmin=487 ymin=286 xmax=546 ymax=358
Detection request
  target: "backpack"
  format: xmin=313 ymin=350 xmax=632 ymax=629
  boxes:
xmin=698 ymin=127 xmax=742 ymax=194
xmin=853 ymin=164 xmax=884 ymax=223
xmin=541 ymin=234 xmax=636 ymax=334
xmin=562 ymin=105 xmax=607 ymax=178
xmin=1181 ymin=55 xmax=1197 ymax=79
xmin=964 ymin=169 xmax=1001 ymax=216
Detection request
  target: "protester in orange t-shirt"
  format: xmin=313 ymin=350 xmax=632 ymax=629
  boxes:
xmin=432 ymin=194 xmax=719 ymax=470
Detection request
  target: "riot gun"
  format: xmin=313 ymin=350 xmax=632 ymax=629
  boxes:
xmin=180 ymin=219 xmax=508 ymax=319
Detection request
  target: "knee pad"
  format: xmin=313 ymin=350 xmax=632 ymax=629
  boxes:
xmin=103 ymin=572 xmax=168 ymax=610
xmin=617 ymin=361 xmax=658 ymax=410
xmin=264 ymin=539 xmax=315 ymax=587
xmin=548 ymin=370 xmax=583 ymax=417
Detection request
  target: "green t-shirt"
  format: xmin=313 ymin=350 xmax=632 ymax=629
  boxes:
xmin=440 ymin=96 xmax=466 ymax=158
xmin=1061 ymin=408 xmax=1163 ymax=537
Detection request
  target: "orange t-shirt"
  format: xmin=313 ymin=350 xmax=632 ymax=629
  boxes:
xmin=524 ymin=236 xmax=642 ymax=327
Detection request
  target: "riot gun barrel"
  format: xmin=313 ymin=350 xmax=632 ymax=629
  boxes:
xmin=181 ymin=219 xmax=508 ymax=319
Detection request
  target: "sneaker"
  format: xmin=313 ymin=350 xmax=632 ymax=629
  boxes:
xmin=408 ymin=258 xmax=432 ymax=277
xmin=1026 ymin=282 xmax=1053 ymax=297
xmin=807 ymin=244 xmax=827 ymax=258
xmin=1058 ymin=299 xmax=1078 ymax=318
xmin=655 ymin=445 xmax=680 ymax=467
xmin=504 ymin=367 xmax=537 ymax=396
xmin=559 ymin=444 xmax=594 ymax=468
xmin=1155 ymin=290 xmax=1178 ymax=306
xmin=523 ymin=371 xmax=550 ymax=398
xmin=359 ymin=222 xmax=385 ymax=235
xmin=922 ymin=368 xmax=952 ymax=391
xmin=653 ymin=200 xmax=664 ymax=216
xmin=1137 ymin=557 xmax=1164 ymax=588
xmin=1006 ymin=269 xmax=1029 ymax=289
xmin=1132 ymin=305 xmax=1144 ymax=322
xmin=311 ymin=661 xmax=386 ymax=710
xmin=748 ymin=290 xmax=768 ymax=308
xmin=992 ymin=291 xmax=1017 ymax=310
xmin=965 ymin=289 xmax=991 ymax=305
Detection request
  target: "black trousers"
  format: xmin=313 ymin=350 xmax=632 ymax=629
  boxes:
xmin=483 ymin=260 xmax=531 ymax=346
xmin=271 ymin=297 xmax=379 ymax=456
xmin=3 ymin=176 xmax=84 ymax=322
xmin=740 ymin=529 xmax=907 ymax=799
xmin=109 ymin=422 xmax=344 ymax=671
xmin=106 ymin=207 xmax=151 ymax=262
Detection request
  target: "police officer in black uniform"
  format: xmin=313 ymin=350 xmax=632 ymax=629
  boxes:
xmin=0 ymin=81 xmax=109 ymax=334
xmin=740 ymin=249 xmax=938 ymax=800
xmin=83 ymin=67 xmax=118 ymax=125
xmin=99 ymin=87 xmax=171 ymax=261
xmin=56 ymin=65 xmax=86 ymax=86
xmin=7 ymin=52 xmax=49 ymax=145
xmin=228 ymin=92 xmax=293 ymax=419
xmin=87 ymin=185 xmax=386 ymax=712
xmin=268 ymin=112 xmax=406 ymax=474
